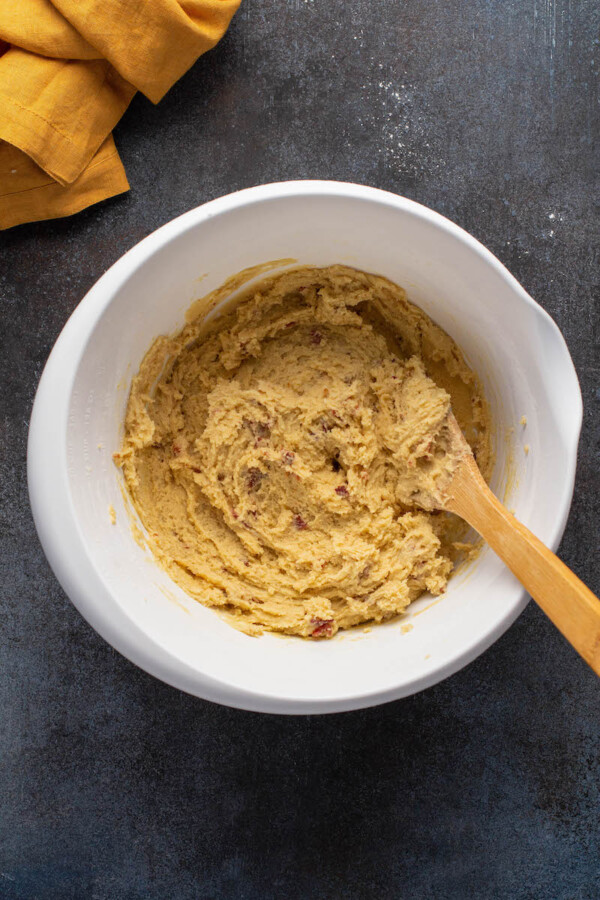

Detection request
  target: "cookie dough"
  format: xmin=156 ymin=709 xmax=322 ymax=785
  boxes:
xmin=115 ymin=265 xmax=491 ymax=638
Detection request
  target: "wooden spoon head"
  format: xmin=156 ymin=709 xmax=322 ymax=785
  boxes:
xmin=404 ymin=411 xmax=480 ymax=513
xmin=437 ymin=412 xmax=489 ymax=516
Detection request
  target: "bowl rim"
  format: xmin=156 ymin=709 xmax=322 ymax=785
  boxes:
xmin=27 ymin=180 xmax=583 ymax=714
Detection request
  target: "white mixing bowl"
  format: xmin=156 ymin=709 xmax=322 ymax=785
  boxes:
xmin=28 ymin=181 xmax=582 ymax=714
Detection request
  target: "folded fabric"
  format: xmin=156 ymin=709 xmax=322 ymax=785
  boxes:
xmin=0 ymin=135 xmax=129 ymax=231
xmin=0 ymin=0 xmax=241 ymax=230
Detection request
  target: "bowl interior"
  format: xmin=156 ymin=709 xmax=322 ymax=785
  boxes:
xmin=61 ymin=187 xmax=580 ymax=710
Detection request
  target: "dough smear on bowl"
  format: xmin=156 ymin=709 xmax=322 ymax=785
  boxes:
xmin=115 ymin=265 xmax=491 ymax=638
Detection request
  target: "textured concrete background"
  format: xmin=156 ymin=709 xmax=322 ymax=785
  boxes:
xmin=1 ymin=1 xmax=599 ymax=897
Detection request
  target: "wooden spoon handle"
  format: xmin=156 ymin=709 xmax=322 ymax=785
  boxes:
xmin=446 ymin=460 xmax=600 ymax=675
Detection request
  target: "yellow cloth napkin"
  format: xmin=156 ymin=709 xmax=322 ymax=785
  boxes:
xmin=0 ymin=0 xmax=241 ymax=230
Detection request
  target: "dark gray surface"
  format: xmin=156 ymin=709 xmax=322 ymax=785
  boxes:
xmin=1 ymin=1 xmax=599 ymax=897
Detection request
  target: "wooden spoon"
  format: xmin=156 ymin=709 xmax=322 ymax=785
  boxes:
xmin=436 ymin=413 xmax=600 ymax=675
